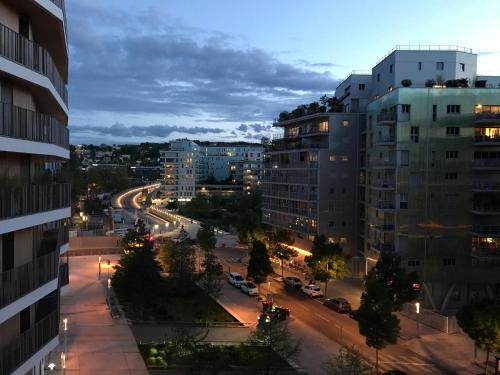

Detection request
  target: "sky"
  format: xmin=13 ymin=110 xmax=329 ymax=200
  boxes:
xmin=67 ymin=0 xmax=500 ymax=144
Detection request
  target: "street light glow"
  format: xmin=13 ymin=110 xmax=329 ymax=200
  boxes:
xmin=415 ymin=302 xmax=420 ymax=314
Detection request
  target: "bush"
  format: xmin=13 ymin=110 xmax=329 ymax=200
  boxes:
xmin=401 ymin=79 xmax=412 ymax=87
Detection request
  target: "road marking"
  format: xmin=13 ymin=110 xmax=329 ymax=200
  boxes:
xmin=295 ymin=302 xmax=310 ymax=311
xmin=315 ymin=313 xmax=330 ymax=322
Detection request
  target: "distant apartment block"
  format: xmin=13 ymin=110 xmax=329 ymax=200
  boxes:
xmin=0 ymin=0 xmax=70 ymax=374
xmin=160 ymin=139 xmax=263 ymax=201
xmin=264 ymin=45 xmax=500 ymax=312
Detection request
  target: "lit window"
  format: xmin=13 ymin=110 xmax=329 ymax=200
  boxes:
xmin=341 ymin=155 xmax=348 ymax=161
xmin=342 ymin=120 xmax=350 ymax=127
xmin=319 ymin=121 xmax=329 ymax=132
xmin=340 ymin=236 xmax=347 ymax=244
xmin=329 ymin=155 xmax=336 ymax=161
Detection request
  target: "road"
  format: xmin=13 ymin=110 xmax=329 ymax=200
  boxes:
xmin=213 ymin=246 xmax=456 ymax=375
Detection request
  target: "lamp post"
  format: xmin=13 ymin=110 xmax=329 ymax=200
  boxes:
xmin=107 ymin=259 xmax=111 ymax=279
xmin=62 ymin=318 xmax=68 ymax=370
xmin=415 ymin=302 xmax=421 ymax=338
xmin=98 ymin=256 xmax=102 ymax=280
xmin=107 ymin=278 xmax=111 ymax=305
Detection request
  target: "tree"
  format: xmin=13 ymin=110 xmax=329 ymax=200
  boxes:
xmin=457 ymin=299 xmax=500 ymax=375
xmin=247 ymin=240 xmax=273 ymax=295
xmin=197 ymin=223 xmax=217 ymax=253
xmin=248 ymin=318 xmax=300 ymax=375
xmin=158 ymin=228 xmax=196 ymax=282
xmin=268 ymin=230 xmax=297 ymax=279
xmin=323 ymin=346 xmax=372 ymax=375
xmin=236 ymin=209 xmax=263 ymax=246
xmin=305 ymin=235 xmax=347 ymax=296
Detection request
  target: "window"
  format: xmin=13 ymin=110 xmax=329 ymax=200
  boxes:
xmin=329 ymin=155 xmax=336 ymax=161
xmin=443 ymin=258 xmax=456 ymax=266
xmin=329 ymin=221 xmax=334 ymax=227
xmin=341 ymin=155 xmax=349 ymax=161
xmin=342 ymin=120 xmax=350 ymax=127
xmin=401 ymin=104 xmax=411 ymax=113
xmin=319 ymin=120 xmax=329 ymax=132
xmin=445 ymin=172 xmax=458 ymax=180
xmin=436 ymin=62 xmax=444 ymax=70
xmin=19 ymin=16 xmax=29 ymax=39
xmin=389 ymin=64 xmax=393 ymax=73
xmin=446 ymin=127 xmax=460 ymax=136
xmin=447 ymin=105 xmax=461 ymax=114
xmin=432 ymin=104 xmax=437 ymax=121
xmin=341 ymin=221 xmax=346 ymax=227
xmin=400 ymin=192 xmax=408 ymax=209
xmin=418 ymin=62 xmax=422 ymax=71
xmin=339 ymin=236 xmax=347 ymax=244
xmin=459 ymin=63 xmax=465 ymax=72
xmin=446 ymin=151 xmax=458 ymax=159
xmin=377 ymin=73 xmax=380 ymax=82
xmin=359 ymin=83 xmax=365 ymax=91
xmin=410 ymin=127 xmax=419 ymax=143
xmin=329 ymin=188 xmax=334 ymax=194
xmin=400 ymin=150 xmax=409 ymax=166
xmin=408 ymin=260 xmax=420 ymax=266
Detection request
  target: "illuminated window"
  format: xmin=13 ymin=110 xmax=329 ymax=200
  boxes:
xmin=340 ymin=236 xmax=347 ymax=244
xmin=341 ymin=155 xmax=349 ymax=161
xmin=319 ymin=121 xmax=329 ymax=132
xmin=329 ymin=155 xmax=336 ymax=161
xmin=328 ymin=237 xmax=335 ymax=243
xmin=342 ymin=120 xmax=349 ymax=127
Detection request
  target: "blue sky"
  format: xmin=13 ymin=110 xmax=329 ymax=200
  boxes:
xmin=67 ymin=0 xmax=500 ymax=144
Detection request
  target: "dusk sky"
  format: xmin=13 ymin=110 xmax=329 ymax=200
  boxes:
xmin=68 ymin=0 xmax=500 ymax=144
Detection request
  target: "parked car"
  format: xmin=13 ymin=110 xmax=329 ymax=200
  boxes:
xmin=323 ymin=297 xmax=352 ymax=313
xmin=301 ymin=284 xmax=323 ymax=298
xmin=348 ymin=309 xmax=359 ymax=321
xmin=240 ymin=281 xmax=258 ymax=296
xmin=283 ymin=276 xmax=302 ymax=288
xmin=227 ymin=272 xmax=245 ymax=288
xmin=259 ymin=306 xmax=290 ymax=324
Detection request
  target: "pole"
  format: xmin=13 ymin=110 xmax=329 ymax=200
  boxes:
xmin=416 ymin=302 xmax=421 ymax=338
xmin=98 ymin=256 xmax=101 ymax=280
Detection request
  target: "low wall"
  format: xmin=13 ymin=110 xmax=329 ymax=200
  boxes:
xmin=69 ymin=235 xmax=123 ymax=256
xmin=399 ymin=303 xmax=460 ymax=334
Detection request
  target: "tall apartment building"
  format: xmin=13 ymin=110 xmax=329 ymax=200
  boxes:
xmin=160 ymin=140 xmax=262 ymax=201
xmin=0 ymin=1 xmax=70 ymax=374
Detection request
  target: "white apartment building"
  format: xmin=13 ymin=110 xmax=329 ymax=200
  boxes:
xmin=160 ymin=140 xmax=263 ymax=201
xmin=0 ymin=0 xmax=70 ymax=374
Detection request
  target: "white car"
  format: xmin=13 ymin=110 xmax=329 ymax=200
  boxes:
xmin=301 ymin=284 xmax=324 ymax=298
xmin=227 ymin=272 xmax=245 ymax=288
xmin=240 ymin=281 xmax=258 ymax=296
xmin=283 ymin=276 xmax=302 ymax=288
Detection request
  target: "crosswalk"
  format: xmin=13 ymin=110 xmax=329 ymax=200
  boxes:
xmin=378 ymin=353 xmax=439 ymax=374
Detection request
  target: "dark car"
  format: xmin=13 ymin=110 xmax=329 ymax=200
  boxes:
xmin=348 ymin=309 xmax=359 ymax=320
xmin=382 ymin=370 xmax=407 ymax=375
xmin=323 ymin=297 xmax=352 ymax=313
xmin=259 ymin=304 xmax=290 ymax=323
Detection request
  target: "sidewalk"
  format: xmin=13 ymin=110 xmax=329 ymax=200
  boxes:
xmin=49 ymin=255 xmax=148 ymax=375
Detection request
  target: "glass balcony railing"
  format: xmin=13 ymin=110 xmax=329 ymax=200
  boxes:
xmin=0 ymin=311 xmax=59 ymax=375
xmin=472 ymin=182 xmax=500 ymax=192
xmin=0 ymin=23 xmax=67 ymax=106
xmin=376 ymin=136 xmax=396 ymax=144
xmin=474 ymin=135 xmax=500 ymax=143
xmin=0 ymin=183 xmax=71 ymax=221
xmin=0 ymin=251 xmax=59 ymax=309
xmin=376 ymin=201 xmax=395 ymax=209
xmin=376 ymin=112 xmax=397 ymax=124
xmin=475 ymin=111 xmax=500 ymax=123
xmin=472 ymin=159 xmax=500 ymax=168
xmin=0 ymin=102 xmax=68 ymax=149
xmin=471 ymin=225 xmax=500 ymax=236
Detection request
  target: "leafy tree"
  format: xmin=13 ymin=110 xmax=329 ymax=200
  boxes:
xmin=247 ymin=240 xmax=273 ymax=294
xmin=305 ymin=235 xmax=347 ymax=295
xmin=197 ymin=223 xmax=217 ymax=253
xmin=323 ymin=346 xmax=372 ymax=375
xmin=268 ymin=229 xmax=297 ymax=279
xmin=457 ymin=299 xmax=500 ymax=375
xmin=236 ymin=209 xmax=262 ymax=246
xmin=248 ymin=318 xmax=300 ymax=375
xmin=158 ymin=228 xmax=196 ymax=282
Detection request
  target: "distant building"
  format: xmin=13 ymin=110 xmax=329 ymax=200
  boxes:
xmin=0 ymin=0 xmax=70 ymax=373
xmin=160 ymin=140 xmax=263 ymax=201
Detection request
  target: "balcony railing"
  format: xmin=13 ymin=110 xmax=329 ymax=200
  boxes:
xmin=374 ymin=224 xmax=395 ymax=231
xmin=262 ymin=191 xmax=317 ymax=201
xmin=0 ymin=102 xmax=68 ymax=149
xmin=0 ymin=311 xmax=59 ymax=375
xmin=474 ymin=135 xmax=500 ymax=143
xmin=475 ymin=112 xmax=500 ymax=123
xmin=472 ymin=247 xmax=500 ymax=259
xmin=371 ymin=242 xmax=393 ymax=252
xmin=58 ymin=262 xmax=69 ymax=287
xmin=0 ymin=183 xmax=71 ymax=221
xmin=0 ymin=251 xmax=58 ymax=309
xmin=376 ymin=136 xmax=396 ymax=144
xmin=472 ymin=204 xmax=500 ymax=214
xmin=472 ymin=182 xmax=500 ymax=191
xmin=0 ymin=23 xmax=67 ymax=106
xmin=369 ymin=159 xmax=397 ymax=168
xmin=376 ymin=201 xmax=395 ymax=209
xmin=472 ymin=225 xmax=500 ymax=236
xmin=376 ymin=112 xmax=397 ymax=123
xmin=473 ymin=159 xmax=500 ymax=168
xmin=49 ymin=0 xmax=65 ymax=9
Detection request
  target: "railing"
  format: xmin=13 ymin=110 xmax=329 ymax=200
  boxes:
xmin=267 ymin=141 xmax=327 ymax=152
xmin=472 ymin=247 xmax=500 ymax=258
xmin=376 ymin=136 xmax=396 ymax=144
xmin=472 ymin=205 xmax=500 ymax=213
xmin=58 ymin=262 xmax=69 ymax=287
xmin=371 ymin=242 xmax=393 ymax=252
xmin=0 ymin=102 xmax=68 ymax=149
xmin=0 ymin=23 xmax=67 ymax=106
xmin=472 ymin=225 xmax=500 ymax=236
xmin=472 ymin=182 xmax=500 ymax=191
xmin=473 ymin=159 xmax=500 ymax=168
xmin=375 ymin=224 xmax=395 ymax=231
xmin=49 ymin=0 xmax=64 ymax=9
xmin=375 ymin=45 xmax=473 ymax=66
xmin=369 ymin=159 xmax=397 ymax=168
xmin=475 ymin=112 xmax=500 ymax=122
xmin=0 ymin=183 xmax=71 ymax=220
xmin=0 ymin=311 xmax=59 ymax=375
xmin=261 ymin=176 xmax=318 ymax=185
xmin=474 ymin=135 xmax=500 ymax=143
xmin=376 ymin=201 xmax=395 ymax=209
xmin=0 ymin=251 xmax=58 ymax=309
xmin=262 ymin=191 xmax=317 ymax=201
xmin=376 ymin=112 xmax=397 ymax=123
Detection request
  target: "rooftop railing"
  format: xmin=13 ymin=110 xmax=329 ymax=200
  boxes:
xmin=0 ymin=183 xmax=71 ymax=221
xmin=0 ymin=102 xmax=68 ymax=149
xmin=376 ymin=112 xmax=397 ymax=123
xmin=0 ymin=23 xmax=67 ymax=106
xmin=0 ymin=251 xmax=59 ymax=309
xmin=0 ymin=311 xmax=59 ymax=375
xmin=375 ymin=45 xmax=473 ymax=66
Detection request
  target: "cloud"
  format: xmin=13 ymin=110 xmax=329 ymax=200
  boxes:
xmin=297 ymin=59 xmax=343 ymax=68
xmin=67 ymin=2 xmax=340 ymax=127
xmin=71 ymin=123 xmax=226 ymax=139
xmin=236 ymin=124 xmax=248 ymax=132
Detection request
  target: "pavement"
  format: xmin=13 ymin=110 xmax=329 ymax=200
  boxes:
xmin=47 ymin=255 xmax=148 ymax=375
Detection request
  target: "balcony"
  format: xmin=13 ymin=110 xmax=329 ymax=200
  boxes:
xmin=472 ymin=247 xmax=500 ymax=260
xmin=374 ymin=224 xmax=395 ymax=232
xmin=0 ymin=23 xmax=67 ymax=107
xmin=474 ymin=135 xmax=500 ymax=146
xmin=472 ymin=159 xmax=500 ymax=170
xmin=0 ymin=251 xmax=58 ymax=310
xmin=371 ymin=179 xmax=396 ymax=190
xmin=375 ymin=136 xmax=396 ymax=146
xmin=376 ymin=200 xmax=395 ymax=210
xmin=58 ymin=262 xmax=69 ymax=287
xmin=369 ymin=159 xmax=397 ymax=169
xmin=371 ymin=242 xmax=394 ymax=252
xmin=471 ymin=204 xmax=500 ymax=215
xmin=262 ymin=191 xmax=317 ymax=202
xmin=0 ymin=310 xmax=59 ymax=375
xmin=0 ymin=102 xmax=68 ymax=150
xmin=376 ymin=112 xmax=397 ymax=125
xmin=0 ymin=183 xmax=71 ymax=221
xmin=475 ymin=111 xmax=500 ymax=125
xmin=472 ymin=182 xmax=500 ymax=192
xmin=471 ymin=225 xmax=500 ymax=236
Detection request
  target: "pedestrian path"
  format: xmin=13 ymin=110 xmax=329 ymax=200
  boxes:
xmin=48 ymin=255 xmax=148 ymax=375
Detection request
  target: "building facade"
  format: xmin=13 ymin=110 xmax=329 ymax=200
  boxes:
xmin=160 ymin=140 xmax=263 ymax=201
xmin=0 ymin=0 xmax=70 ymax=374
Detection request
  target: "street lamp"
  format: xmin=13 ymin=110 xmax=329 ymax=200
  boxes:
xmin=415 ymin=302 xmax=420 ymax=338
xmin=98 ymin=256 xmax=102 ymax=280
xmin=107 ymin=278 xmax=111 ymax=304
